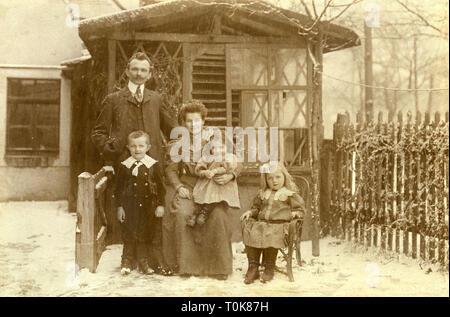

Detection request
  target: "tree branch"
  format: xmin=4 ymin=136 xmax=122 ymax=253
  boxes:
xmin=394 ymin=0 xmax=448 ymax=37
xmin=111 ymin=0 xmax=126 ymax=11
xmin=311 ymin=0 xmax=319 ymax=19
xmin=306 ymin=0 xmax=334 ymax=32
xmin=326 ymin=0 xmax=362 ymax=23
xmin=300 ymin=0 xmax=313 ymax=20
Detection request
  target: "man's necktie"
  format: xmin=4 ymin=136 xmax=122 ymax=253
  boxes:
xmin=135 ymin=85 xmax=143 ymax=103
xmin=132 ymin=161 xmax=143 ymax=176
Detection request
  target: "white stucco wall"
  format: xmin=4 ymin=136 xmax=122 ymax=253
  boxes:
xmin=0 ymin=67 xmax=72 ymax=201
xmin=0 ymin=0 xmax=139 ymax=201
xmin=0 ymin=0 xmax=139 ymax=65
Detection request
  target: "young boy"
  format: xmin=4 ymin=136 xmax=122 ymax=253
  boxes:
xmin=114 ymin=130 xmax=165 ymax=275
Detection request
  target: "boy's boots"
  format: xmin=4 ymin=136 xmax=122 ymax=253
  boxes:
xmin=138 ymin=258 xmax=154 ymax=275
xmin=121 ymin=258 xmax=133 ymax=275
xmin=261 ymin=248 xmax=278 ymax=283
xmin=137 ymin=244 xmax=154 ymax=275
xmin=244 ymin=247 xmax=262 ymax=284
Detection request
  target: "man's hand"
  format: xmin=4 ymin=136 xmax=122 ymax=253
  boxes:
xmin=177 ymin=186 xmax=191 ymax=199
xmin=104 ymin=165 xmax=115 ymax=175
xmin=117 ymin=206 xmax=125 ymax=223
xmin=213 ymin=173 xmax=233 ymax=185
xmin=240 ymin=210 xmax=253 ymax=222
xmin=292 ymin=211 xmax=303 ymax=220
xmin=155 ymin=206 xmax=165 ymax=217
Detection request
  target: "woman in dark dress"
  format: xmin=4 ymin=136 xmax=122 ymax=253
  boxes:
xmin=162 ymin=101 xmax=242 ymax=280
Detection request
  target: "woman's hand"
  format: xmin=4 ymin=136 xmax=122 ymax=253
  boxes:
xmin=200 ymin=170 xmax=215 ymax=179
xmin=292 ymin=211 xmax=303 ymax=220
xmin=177 ymin=186 xmax=191 ymax=199
xmin=213 ymin=173 xmax=234 ymax=185
xmin=117 ymin=206 xmax=125 ymax=223
xmin=240 ymin=210 xmax=253 ymax=222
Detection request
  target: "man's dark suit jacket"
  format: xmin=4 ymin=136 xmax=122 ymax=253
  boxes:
xmin=91 ymin=86 xmax=172 ymax=174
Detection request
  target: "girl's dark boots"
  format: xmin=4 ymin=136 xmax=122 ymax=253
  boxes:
xmin=261 ymin=248 xmax=278 ymax=283
xmin=244 ymin=263 xmax=260 ymax=284
xmin=260 ymin=266 xmax=275 ymax=283
xmin=244 ymin=247 xmax=262 ymax=284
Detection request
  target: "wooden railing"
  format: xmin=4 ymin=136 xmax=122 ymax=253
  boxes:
xmin=75 ymin=167 xmax=113 ymax=272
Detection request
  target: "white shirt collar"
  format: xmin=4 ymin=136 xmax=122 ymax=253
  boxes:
xmin=128 ymin=81 xmax=144 ymax=95
xmin=121 ymin=154 xmax=157 ymax=169
xmin=260 ymin=187 xmax=296 ymax=201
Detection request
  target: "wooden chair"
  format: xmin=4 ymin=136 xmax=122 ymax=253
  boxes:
xmin=277 ymin=175 xmax=310 ymax=282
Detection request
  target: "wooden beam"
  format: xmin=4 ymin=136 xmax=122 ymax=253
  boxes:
xmin=310 ymin=30 xmax=323 ymax=258
xmin=225 ymin=12 xmax=288 ymax=37
xmin=221 ymin=24 xmax=245 ymax=36
xmin=107 ymin=40 xmax=116 ymax=93
xmin=182 ymin=43 xmax=192 ymax=103
xmin=230 ymin=85 xmax=307 ymax=91
xmin=225 ymin=45 xmax=232 ymax=127
xmin=110 ymin=32 xmax=303 ymax=45
xmin=212 ymin=14 xmax=222 ymax=35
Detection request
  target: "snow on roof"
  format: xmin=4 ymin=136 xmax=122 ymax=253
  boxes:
xmin=60 ymin=54 xmax=92 ymax=67
xmin=78 ymin=0 xmax=359 ymax=51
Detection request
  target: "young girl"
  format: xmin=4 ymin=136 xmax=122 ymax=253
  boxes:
xmin=240 ymin=162 xmax=305 ymax=283
xmin=187 ymin=143 xmax=241 ymax=226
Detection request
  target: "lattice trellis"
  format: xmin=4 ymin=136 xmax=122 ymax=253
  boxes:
xmin=271 ymin=48 xmax=307 ymax=86
xmin=114 ymin=41 xmax=183 ymax=118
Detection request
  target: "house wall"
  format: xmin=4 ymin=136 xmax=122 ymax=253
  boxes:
xmin=0 ymin=67 xmax=71 ymax=201
xmin=0 ymin=0 xmax=140 ymax=66
xmin=0 ymin=0 xmax=139 ymax=201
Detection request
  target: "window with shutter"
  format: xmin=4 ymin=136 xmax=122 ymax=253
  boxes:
xmin=6 ymin=78 xmax=60 ymax=158
xmin=191 ymin=46 xmax=240 ymax=127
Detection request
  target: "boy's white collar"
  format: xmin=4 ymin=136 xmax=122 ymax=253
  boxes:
xmin=260 ymin=187 xmax=296 ymax=201
xmin=121 ymin=155 xmax=157 ymax=169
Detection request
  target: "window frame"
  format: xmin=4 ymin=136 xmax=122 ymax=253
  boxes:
xmin=225 ymin=44 xmax=311 ymax=170
xmin=5 ymin=77 xmax=61 ymax=157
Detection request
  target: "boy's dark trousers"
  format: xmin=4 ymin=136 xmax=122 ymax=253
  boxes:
xmin=121 ymin=212 xmax=155 ymax=269
xmin=246 ymin=246 xmax=278 ymax=269
xmin=121 ymin=227 xmax=150 ymax=269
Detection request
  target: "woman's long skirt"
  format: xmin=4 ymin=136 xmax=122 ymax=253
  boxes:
xmin=162 ymin=179 xmax=233 ymax=276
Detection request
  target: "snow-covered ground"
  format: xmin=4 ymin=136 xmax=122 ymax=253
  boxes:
xmin=0 ymin=201 xmax=448 ymax=297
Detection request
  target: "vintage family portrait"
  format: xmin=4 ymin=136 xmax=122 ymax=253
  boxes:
xmin=0 ymin=0 xmax=448 ymax=299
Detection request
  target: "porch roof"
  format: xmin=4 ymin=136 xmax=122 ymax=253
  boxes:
xmin=78 ymin=0 xmax=360 ymax=53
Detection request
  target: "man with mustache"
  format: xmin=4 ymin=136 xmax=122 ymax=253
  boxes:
xmin=91 ymin=52 xmax=167 ymax=171
xmin=91 ymin=52 xmax=171 ymax=275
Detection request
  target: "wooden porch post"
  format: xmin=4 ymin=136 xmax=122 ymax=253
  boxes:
xmin=182 ymin=43 xmax=192 ymax=103
xmin=108 ymin=39 xmax=116 ymax=93
xmin=309 ymin=29 xmax=324 ymax=257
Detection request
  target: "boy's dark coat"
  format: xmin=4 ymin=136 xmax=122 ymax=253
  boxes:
xmin=114 ymin=161 xmax=165 ymax=242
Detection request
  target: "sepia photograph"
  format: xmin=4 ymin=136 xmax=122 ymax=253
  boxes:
xmin=0 ymin=0 xmax=448 ymax=301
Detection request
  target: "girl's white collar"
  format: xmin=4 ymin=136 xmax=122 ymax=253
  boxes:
xmin=259 ymin=187 xmax=296 ymax=201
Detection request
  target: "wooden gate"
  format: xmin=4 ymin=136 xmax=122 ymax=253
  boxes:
xmin=75 ymin=167 xmax=112 ymax=272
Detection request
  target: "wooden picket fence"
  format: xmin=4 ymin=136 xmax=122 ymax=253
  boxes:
xmin=75 ymin=167 xmax=113 ymax=272
xmin=329 ymin=111 xmax=449 ymax=267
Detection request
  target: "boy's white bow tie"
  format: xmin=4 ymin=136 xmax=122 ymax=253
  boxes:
xmin=132 ymin=161 xmax=143 ymax=176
